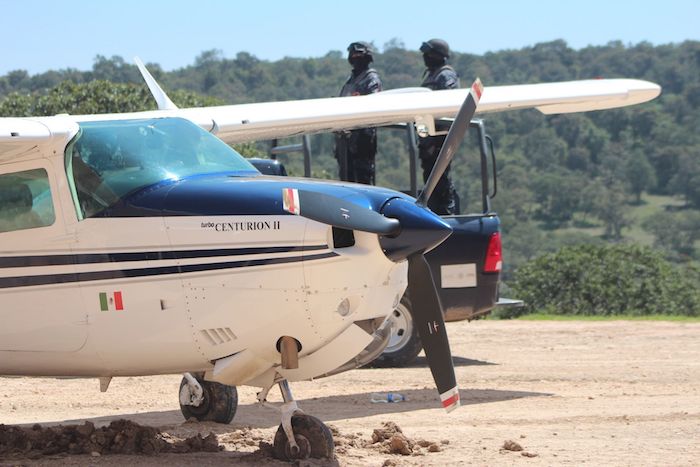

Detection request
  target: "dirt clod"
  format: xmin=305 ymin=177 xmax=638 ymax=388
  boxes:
xmin=0 ymin=419 xmax=220 ymax=458
xmin=502 ymin=440 xmax=524 ymax=452
xmin=388 ymin=434 xmax=413 ymax=455
xmin=428 ymin=443 xmax=441 ymax=452
xmin=368 ymin=422 xmax=445 ymax=456
xmin=371 ymin=421 xmax=403 ymax=443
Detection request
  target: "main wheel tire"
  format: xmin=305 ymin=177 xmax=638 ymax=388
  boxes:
xmin=369 ymin=296 xmax=423 ymax=368
xmin=272 ymin=414 xmax=334 ymax=461
xmin=179 ymin=376 xmax=238 ymax=424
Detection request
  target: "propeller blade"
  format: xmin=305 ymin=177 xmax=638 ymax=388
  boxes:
xmin=282 ymin=188 xmax=400 ymax=235
xmin=407 ymin=253 xmax=460 ymax=412
xmin=417 ymin=78 xmax=483 ymax=207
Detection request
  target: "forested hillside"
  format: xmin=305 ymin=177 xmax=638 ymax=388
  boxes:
xmin=2 ymin=40 xmax=699 ymax=302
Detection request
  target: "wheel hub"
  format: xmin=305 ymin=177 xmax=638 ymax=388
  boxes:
xmin=285 ymin=434 xmax=311 ymax=460
xmin=385 ymin=303 xmax=413 ymax=353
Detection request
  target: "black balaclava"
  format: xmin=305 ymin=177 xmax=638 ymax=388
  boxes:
xmin=348 ymin=53 xmax=372 ymax=72
xmin=423 ymin=52 xmax=445 ymax=69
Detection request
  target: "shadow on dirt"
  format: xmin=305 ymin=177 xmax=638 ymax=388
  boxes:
xmin=34 ymin=387 xmax=550 ymax=431
xmin=406 ymin=355 xmax=496 ymax=367
xmin=288 ymin=387 xmax=551 ymax=424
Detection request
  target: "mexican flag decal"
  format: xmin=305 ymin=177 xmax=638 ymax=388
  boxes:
xmin=99 ymin=291 xmax=124 ymax=311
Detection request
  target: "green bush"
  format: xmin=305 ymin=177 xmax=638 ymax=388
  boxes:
xmin=509 ymin=244 xmax=700 ymax=318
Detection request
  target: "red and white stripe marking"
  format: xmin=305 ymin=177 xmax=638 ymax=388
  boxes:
xmin=282 ymin=188 xmax=300 ymax=215
xmin=471 ymin=78 xmax=484 ymax=101
xmin=440 ymin=386 xmax=461 ymax=413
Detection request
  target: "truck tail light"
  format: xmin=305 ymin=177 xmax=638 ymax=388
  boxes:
xmin=484 ymin=232 xmax=502 ymax=273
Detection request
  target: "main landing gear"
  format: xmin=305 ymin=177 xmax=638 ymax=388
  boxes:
xmin=178 ymin=373 xmax=333 ymax=461
xmin=259 ymin=379 xmax=334 ymax=461
xmin=178 ymin=372 xmax=238 ymax=424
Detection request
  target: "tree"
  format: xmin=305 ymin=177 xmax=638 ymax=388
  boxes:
xmin=590 ymin=182 xmax=631 ymax=239
xmin=91 ymin=55 xmax=141 ymax=83
xmin=670 ymin=152 xmax=700 ymax=208
xmin=531 ymin=171 xmax=584 ymax=224
xmin=0 ymin=80 xmax=222 ymax=117
xmin=624 ymin=151 xmax=656 ymax=203
xmin=643 ymin=210 xmax=700 ymax=260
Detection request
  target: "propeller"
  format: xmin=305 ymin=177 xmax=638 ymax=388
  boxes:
xmin=404 ymin=79 xmax=483 ymax=412
xmin=284 ymin=79 xmax=484 ymax=412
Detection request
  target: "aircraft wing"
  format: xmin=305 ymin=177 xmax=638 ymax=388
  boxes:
xmin=173 ymin=78 xmax=661 ymax=144
xmin=0 ymin=78 xmax=660 ymax=153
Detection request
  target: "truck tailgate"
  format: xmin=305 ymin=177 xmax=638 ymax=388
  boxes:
xmin=425 ymin=213 xmax=501 ymax=321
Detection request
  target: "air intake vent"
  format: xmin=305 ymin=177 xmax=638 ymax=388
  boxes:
xmin=200 ymin=327 xmax=238 ymax=346
xmin=333 ymin=227 xmax=355 ymax=248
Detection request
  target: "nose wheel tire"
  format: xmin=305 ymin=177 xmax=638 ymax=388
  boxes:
xmin=178 ymin=375 xmax=238 ymax=424
xmin=369 ymin=296 xmax=423 ymax=367
xmin=272 ymin=414 xmax=334 ymax=461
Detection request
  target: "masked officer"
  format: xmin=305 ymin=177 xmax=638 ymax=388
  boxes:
xmin=419 ymin=38 xmax=460 ymax=214
xmin=335 ymin=41 xmax=382 ymax=184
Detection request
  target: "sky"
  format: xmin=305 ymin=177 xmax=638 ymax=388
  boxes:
xmin=2 ymin=0 xmax=698 ymax=76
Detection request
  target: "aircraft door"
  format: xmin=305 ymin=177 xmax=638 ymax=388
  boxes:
xmin=0 ymin=159 xmax=87 ymax=352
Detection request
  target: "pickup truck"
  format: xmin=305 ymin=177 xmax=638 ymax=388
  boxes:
xmin=250 ymin=119 xmax=502 ymax=366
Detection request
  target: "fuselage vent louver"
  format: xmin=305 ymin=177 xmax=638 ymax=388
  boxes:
xmin=199 ymin=328 xmax=238 ymax=346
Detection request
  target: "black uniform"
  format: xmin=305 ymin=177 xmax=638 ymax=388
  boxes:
xmin=419 ymin=65 xmax=460 ymax=215
xmin=335 ymin=68 xmax=382 ymax=184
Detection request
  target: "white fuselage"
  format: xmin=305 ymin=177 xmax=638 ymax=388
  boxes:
xmin=0 ymin=120 xmax=407 ymax=388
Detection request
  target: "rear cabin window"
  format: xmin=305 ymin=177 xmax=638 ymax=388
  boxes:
xmin=0 ymin=169 xmax=55 ymax=233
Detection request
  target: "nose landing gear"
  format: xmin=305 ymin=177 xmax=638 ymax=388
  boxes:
xmin=259 ymin=379 xmax=334 ymax=461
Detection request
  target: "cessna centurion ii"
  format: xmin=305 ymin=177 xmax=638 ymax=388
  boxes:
xmin=0 ymin=60 xmax=660 ymax=460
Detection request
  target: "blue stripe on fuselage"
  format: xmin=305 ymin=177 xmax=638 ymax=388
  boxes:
xmin=0 ymin=250 xmax=338 ymax=289
xmin=0 ymin=245 xmax=327 ymax=268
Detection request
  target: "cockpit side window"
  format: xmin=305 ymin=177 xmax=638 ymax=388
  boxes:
xmin=0 ymin=169 xmax=55 ymax=233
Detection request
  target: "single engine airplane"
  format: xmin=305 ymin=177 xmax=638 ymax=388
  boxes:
xmin=0 ymin=59 xmax=660 ymax=460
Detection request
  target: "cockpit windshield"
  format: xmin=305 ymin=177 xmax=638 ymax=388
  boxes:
xmin=66 ymin=117 xmax=259 ymax=219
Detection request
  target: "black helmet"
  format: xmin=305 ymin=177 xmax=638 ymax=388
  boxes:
xmin=347 ymin=41 xmax=374 ymax=61
xmin=420 ymin=39 xmax=450 ymax=59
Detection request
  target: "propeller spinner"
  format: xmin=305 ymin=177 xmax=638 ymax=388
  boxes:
xmin=283 ymin=79 xmax=484 ymax=412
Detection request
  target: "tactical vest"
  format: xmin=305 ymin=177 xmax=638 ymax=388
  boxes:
xmin=421 ymin=65 xmax=459 ymax=91
xmin=340 ymin=68 xmax=382 ymax=97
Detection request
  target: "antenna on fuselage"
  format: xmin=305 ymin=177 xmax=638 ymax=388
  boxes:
xmin=134 ymin=56 xmax=178 ymax=111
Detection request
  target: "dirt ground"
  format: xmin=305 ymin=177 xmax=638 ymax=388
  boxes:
xmin=1 ymin=320 xmax=699 ymax=466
